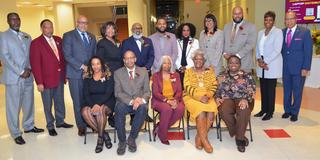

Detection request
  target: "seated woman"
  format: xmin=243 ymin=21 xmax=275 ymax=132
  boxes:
xmin=81 ymin=56 xmax=113 ymax=153
xmin=215 ymin=55 xmax=256 ymax=153
xmin=183 ymin=49 xmax=218 ymax=153
xmin=152 ymin=55 xmax=185 ymax=145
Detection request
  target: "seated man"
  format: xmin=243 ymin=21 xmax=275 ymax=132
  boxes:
xmin=114 ymin=50 xmax=150 ymax=155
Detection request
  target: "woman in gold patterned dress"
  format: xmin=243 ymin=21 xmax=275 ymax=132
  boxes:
xmin=183 ymin=49 xmax=218 ymax=153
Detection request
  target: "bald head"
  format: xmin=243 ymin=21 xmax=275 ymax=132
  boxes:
xmin=285 ymin=11 xmax=297 ymax=29
xmin=131 ymin=23 xmax=143 ymax=38
xmin=232 ymin=6 xmax=244 ymax=23
xmin=76 ymin=15 xmax=88 ymax=32
xmin=123 ymin=50 xmax=136 ymax=69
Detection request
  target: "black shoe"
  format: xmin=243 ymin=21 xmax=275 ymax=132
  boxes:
xmin=95 ymin=136 xmax=104 ymax=153
xmin=108 ymin=115 xmax=115 ymax=128
xmin=78 ymin=127 xmax=86 ymax=136
xmin=236 ymin=139 xmax=246 ymax=153
xmin=254 ymin=111 xmax=265 ymax=117
xmin=145 ymin=115 xmax=154 ymax=122
xmin=117 ymin=141 xmax=127 ymax=155
xmin=127 ymin=137 xmax=137 ymax=153
xmin=103 ymin=131 xmax=112 ymax=149
xmin=262 ymin=113 xmax=273 ymax=121
xmin=48 ymin=129 xmax=58 ymax=136
xmin=14 ymin=136 xmax=26 ymax=145
xmin=56 ymin=122 xmax=73 ymax=128
xmin=24 ymin=126 xmax=44 ymax=133
xmin=290 ymin=115 xmax=298 ymax=122
xmin=282 ymin=113 xmax=291 ymax=119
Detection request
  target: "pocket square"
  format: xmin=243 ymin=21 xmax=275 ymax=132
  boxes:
xmin=294 ymin=38 xmax=302 ymax=40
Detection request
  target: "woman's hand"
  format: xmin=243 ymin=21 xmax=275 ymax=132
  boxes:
xmin=238 ymin=99 xmax=249 ymax=110
xmin=215 ymin=98 xmax=224 ymax=106
xmin=200 ymin=96 xmax=209 ymax=104
xmin=91 ymin=104 xmax=101 ymax=114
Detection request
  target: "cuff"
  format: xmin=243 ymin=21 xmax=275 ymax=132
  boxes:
xmin=129 ymin=100 xmax=133 ymax=106
xmin=236 ymin=54 xmax=241 ymax=58
xmin=142 ymin=98 xmax=147 ymax=104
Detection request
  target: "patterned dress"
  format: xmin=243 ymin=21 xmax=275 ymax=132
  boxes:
xmin=183 ymin=67 xmax=218 ymax=121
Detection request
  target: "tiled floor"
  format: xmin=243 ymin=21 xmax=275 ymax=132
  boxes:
xmin=0 ymin=84 xmax=320 ymax=160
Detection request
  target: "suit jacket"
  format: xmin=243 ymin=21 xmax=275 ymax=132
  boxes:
xmin=176 ymin=38 xmax=199 ymax=69
xmin=30 ymin=35 xmax=66 ymax=88
xmin=151 ymin=71 xmax=183 ymax=108
xmin=281 ymin=26 xmax=313 ymax=75
xmin=120 ymin=36 xmax=155 ymax=70
xmin=223 ymin=20 xmax=257 ymax=72
xmin=62 ymin=29 xmax=96 ymax=79
xmin=114 ymin=66 xmax=150 ymax=105
xmin=256 ymin=26 xmax=283 ymax=78
xmin=0 ymin=29 xmax=33 ymax=84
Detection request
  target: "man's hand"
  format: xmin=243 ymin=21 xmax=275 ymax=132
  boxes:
xmin=215 ymin=97 xmax=224 ymax=106
xmin=81 ymin=65 xmax=88 ymax=73
xmin=20 ymin=69 xmax=31 ymax=79
xmin=37 ymin=84 xmax=44 ymax=92
xmin=301 ymin=69 xmax=309 ymax=77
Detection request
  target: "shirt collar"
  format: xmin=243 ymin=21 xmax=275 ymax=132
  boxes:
xmin=76 ymin=28 xmax=87 ymax=36
xmin=126 ymin=66 xmax=136 ymax=73
xmin=287 ymin=24 xmax=297 ymax=34
xmin=10 ymin=28 xmax=22 ymax=36
xmin=43 ymin=35 xmax=53 ymax=41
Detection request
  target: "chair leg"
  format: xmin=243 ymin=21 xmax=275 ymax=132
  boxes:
xmin=187 ymin=111 xmax=190 ymax=140
xmin=84 ymin=128 xmax=87 ymax=144
xmin=147 ymin=120 xmax=152 ymax=142
xmin=215 ymin=114 xmax=219 ymax=139
xmin=249 ymin=119 xmax=253 ymax=142
xmin=218 ymin=114 xmax=222 ymax=142
xmin=113 ymin=129 xmax=117 ymax=143
xmin=181 ymin=115 xmax=185 ymax=140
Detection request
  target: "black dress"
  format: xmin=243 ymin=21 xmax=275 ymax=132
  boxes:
xmin=96 ymin=38 xmax=123 ymax=72
xmin=83 ymin=77 xmax=115 ymax=111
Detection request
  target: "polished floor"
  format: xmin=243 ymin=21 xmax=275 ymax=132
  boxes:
xmin=0 ymin=84 xmax=320 ymax=160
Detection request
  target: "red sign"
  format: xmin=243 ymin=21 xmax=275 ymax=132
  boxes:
xmin=286 ymin=0 xmax=320 ymax=24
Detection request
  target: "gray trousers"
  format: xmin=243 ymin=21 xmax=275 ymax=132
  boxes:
xmin=5 ymin=79 xmax=34 ymax=138
xmin=68 ymin=79 xmax=86 ymax=128
xmin=40 ymin=79 xmax=66 ymax=129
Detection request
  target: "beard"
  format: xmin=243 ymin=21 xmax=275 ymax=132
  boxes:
xmin=133 ymin=32 xmax=143 ymax=39
xmin=233 ymin=17 xmax=244 ymax=24
xmin=156 ymin=27 xmax=166 ymax=33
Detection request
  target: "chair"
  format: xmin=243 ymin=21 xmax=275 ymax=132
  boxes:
xmin=152 ymin=109 xmax=185 ymax=141
xmin=216 ymin=112 xmax=253 ymax=142
xmin=186 ymin=111 xmax=219 ymax=140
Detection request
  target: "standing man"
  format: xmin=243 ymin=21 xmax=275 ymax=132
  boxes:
xmin=223 ymin=6 xmax=257 ymax=73
xmin=120 ymin=22 xmax=154 ymax=123
xmin=114 ymin=50 xmax=150 ymax=155
xmin=149 ymin=17 xmax=178 ymax=72
xmin=30 ymin=19 xmax=73 ymax=136
xmin=62 ymin=15 xmax=96 ymax=136
xmin=0 ymin=12 xmax=44 ymax=145
xmin=281 ymin=11 xmax=312 ymax=122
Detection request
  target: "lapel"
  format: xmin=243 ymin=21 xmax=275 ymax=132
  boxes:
xmin=290 ymin=26 xmax=300 ymax=48
xmin=235 ymin=21 xmax=246 ymax=38
xmin=129 ymin=36 xmax=141 ymax=54
xmin=262 ymin=26 xmax=275 ymax=48
xmin=40 ymin=35 xmax=59 ymax=62
xmin=178 ymin=39 xmax=193 ymax=57
xmin=7 ymin=29 xmax=28 ymax=55
xmin=73 ymin=29 xmax=86 ymax=49
xmin=157 ymin=71 xmax=177 ymax=94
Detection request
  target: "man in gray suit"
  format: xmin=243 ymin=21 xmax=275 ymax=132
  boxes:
xmin=0 ymin=12 xmax=44 ymax=145
xmin=223 ymin=6 xmax=257 ymax=73
xmin=62 ymin=15 xmax=96 ymax=136
xmin=114 ymin=50 xmax=150 ymax=155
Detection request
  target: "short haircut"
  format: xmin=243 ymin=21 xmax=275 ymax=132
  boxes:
xmin=7 ymin=12 xmax=19 ymax=21
xmin=100 ymin=21 xmax=117 ymax=39
xmin=191 ymin=49 xmax=206 ymax=61
xmin=156 ymin=16 xmax=167 ymax=24
xmin=264 ymin=11 xmax=276 ymax=20
xmin=176 ymin=23 xmax=196 ymax=39
xmin=40 ymin=19 xmax=52 ymax=27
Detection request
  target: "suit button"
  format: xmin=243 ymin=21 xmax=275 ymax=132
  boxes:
xmin=58 ymin=69 xmax=61 ymax=72
xmin=287 ymin=51 xmax=289 ymax=54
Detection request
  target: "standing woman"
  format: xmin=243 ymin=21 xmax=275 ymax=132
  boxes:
xmin=82 ymin=56 xmax=114 ymax=153
xmin=254 ymin=11 xmax=283 ymax=121
xmin=175 ymin=23 xmax=199 ymax=86
xmin=96 ymin=21 xmax=123 ymax=126
xmin=199 ymin=14 xmax=224 ymax=75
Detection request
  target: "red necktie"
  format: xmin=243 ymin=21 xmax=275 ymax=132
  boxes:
xmin=129 ymin=71 xmax=133 ymax=80
xmin=286 ymin=29 xmax=292 ymax=48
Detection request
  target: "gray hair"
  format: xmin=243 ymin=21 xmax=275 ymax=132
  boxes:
xmin=158 ymin=55 xmax=175 ymax=73
xmin=191 ymin=49 xmax=206 ymax=61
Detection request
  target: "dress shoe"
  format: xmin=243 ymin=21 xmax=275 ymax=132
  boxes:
xmin=145 ymin=115 xmax=154 ymax=122
xmin=56 ymin=122 xmax=73 ymax=128
xmin=117 ymin=141 xmax=126 ymax=155
xmin=24 ymin=126 xmax=44 ymax=133
xmin=236 ymin=139 xmax=246 ymax=153
xmin=290 ymin=115 xmax=298 ymax=122
xmin=103 ymin=131 xmax=112 ymax=149
xmin=95 ymin=136 xmax=104 ymax=153
xmin=14 ymin=136 xmax=26 ymax=145
xmin=254 ymin=111 xmax=265 ymax=117
xmin=262 ymin=113 xmax=273 ymax=121
xmin=160 ymin=140 xmax=170 ymax=145
xmin=108 ymin=115 xmax=115 ymax=128
xmin=127 ymin=137 xmax=137 ymax=153
xmin=282 ymin=113 xmax=291 ymax=119
xmin=48 ymin=129 xmax=58 ymax=136
xmin=78 ymin=127 xmax=86 ymax=136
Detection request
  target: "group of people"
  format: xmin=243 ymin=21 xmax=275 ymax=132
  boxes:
xmin=0 ymin=5 xmax=312 ymax=155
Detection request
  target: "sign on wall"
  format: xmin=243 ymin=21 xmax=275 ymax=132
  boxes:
xmin=286 ymin=0 xmax=320 ymax=24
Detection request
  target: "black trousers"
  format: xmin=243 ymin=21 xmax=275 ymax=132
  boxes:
xmin=259 ymin=78 xmax=277 ymax=114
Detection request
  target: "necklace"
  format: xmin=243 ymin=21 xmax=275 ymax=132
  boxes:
xmin=195 ymin=70 xmax=205 ymax=87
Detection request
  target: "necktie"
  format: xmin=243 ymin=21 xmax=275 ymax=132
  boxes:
xmin=231 ymin=23 xmax=238 ymax=43
xmin=48 ymin=38 xmax=60 ymax=61
xmin=286 ymin=29 xmax=292 ymax=48
xmin=81 ymin=32 xmax=90 ymax=48
xmin=129 ymin=71 xmax=133 ymax=80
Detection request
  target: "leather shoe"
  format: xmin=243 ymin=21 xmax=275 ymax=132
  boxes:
xmin=108 ymin=115 xmax=115 ymax=128
xmin=236 ymin=139 xmax=246 ymax=153
xmin=290 ymin=115 xmax=298 ymax=122
xmin=262 ymin=113 xmax=273 ymax=121
xmin=24 ymin=126 xmax=44 ymax=133
xmin=78 ymin=127 xmax=86 ymax=136
xmin=56 ymin=122 xmax=73 ymax=128
xmin=282 ymin=113 xmax=291 ymax=119
xmin=160 ymin=140 xmax=170 ymax=145
xmin=254 ymin=111 xmax=265 ymax=117
xmin=48 ymin=129 xmax=58 ymax=136
xmin=127 ymin=137 xmax=137 ymax=153
xmin=14 ymin=136 xmax=26 ymax=145
xmin=117 ymin=141 xmax=126 ymax=155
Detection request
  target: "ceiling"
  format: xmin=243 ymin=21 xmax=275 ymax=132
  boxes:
xmin=16 ymin=0 xmax=127 ymax=8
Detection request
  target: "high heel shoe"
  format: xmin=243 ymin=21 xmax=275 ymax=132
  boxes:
xmin=103 ymin=131 xmax=112 ymax=149
xmin=95 ymin=136 xmax=104 ymax=153
xmin=160 ymin=140 xmax=170 ymax=145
